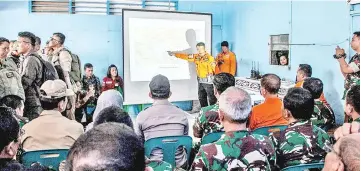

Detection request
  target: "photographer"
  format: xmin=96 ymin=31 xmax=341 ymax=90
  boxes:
xmin=215 ymin=41 xmax=237 ymax=76
xmin=75 ymin=63 xmax=101 ymax=125
xmin=334 ymin=31 xmax=360 ymax=100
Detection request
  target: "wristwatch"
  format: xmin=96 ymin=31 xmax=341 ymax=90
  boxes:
xmin=333 ymin=53 xmax=346 ymax=59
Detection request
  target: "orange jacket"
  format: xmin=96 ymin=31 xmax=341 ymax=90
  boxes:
xmin=249 ymin=97 xmax=288 ymax=130
xmin=295 ymin=80 xmax=330 ymax=107
xmin=175 ymin=53 xmax=215 ymax=78
xmin=215 ymin=51 xmax=236 ymax=76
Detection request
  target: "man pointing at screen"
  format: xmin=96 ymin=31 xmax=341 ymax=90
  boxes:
xmin=168 ymin=42 xmax=217 ymax=107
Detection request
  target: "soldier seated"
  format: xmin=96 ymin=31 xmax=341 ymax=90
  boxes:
xmin=193 ymin=73 xmax=235 ymax=139
xmin=191 ymin=87 xmax=277 ymax=171
xmin=345 ymin=85 xmax=360 ymax=123
xmin=269 ymin=88 xmax=332 ymax=169
xmin=302 ymin=77 xmax=335 ymax=130
xmin=249 ymin=73 xmax=288 ymax=130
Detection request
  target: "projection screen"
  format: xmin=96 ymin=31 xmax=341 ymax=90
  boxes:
xmin=123 ymin=9 xmax=212 ymax=105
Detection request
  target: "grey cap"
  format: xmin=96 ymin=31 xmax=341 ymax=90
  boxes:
xmin=149 ymin=74 xmax=170 ymax=97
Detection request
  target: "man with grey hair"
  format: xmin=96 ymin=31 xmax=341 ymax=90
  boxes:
xmin=135 ymin=74 xmax=189 ymax=168
xmin=191 ymin=86 xmax=277 ymax=170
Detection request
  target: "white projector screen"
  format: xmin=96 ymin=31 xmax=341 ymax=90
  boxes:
xmin=123 ymin=9 xmax=212 ymax=105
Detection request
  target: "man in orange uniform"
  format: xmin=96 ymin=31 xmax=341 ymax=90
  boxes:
xmin=249 ymin=74 xmax=288 ymax=130
xmin=168 ymin=42 xmax=217 ymax=107
xmin=295 ymin=64 xmax=329 ymax=106
xmin=215 ymin=41 xmax=236 ymax=76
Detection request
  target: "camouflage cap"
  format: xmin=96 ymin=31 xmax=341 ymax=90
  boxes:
xmin=40 ymin=79 xmax=74 ymax=99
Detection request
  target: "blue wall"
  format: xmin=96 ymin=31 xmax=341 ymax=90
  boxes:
xmin=225 ymin=1 xmax=357 ymax=124
xmin=0 ymin=1 xmax=359 ymax=123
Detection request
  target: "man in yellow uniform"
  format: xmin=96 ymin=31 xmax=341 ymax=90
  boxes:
xmin=168 ymin=42 xmax=217 ymax=107
xmin=215 ymin=41 xmax=237 ymax=76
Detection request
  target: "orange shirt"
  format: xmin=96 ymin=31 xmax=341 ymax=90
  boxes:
xmin=295 ymin=80 xmax=330 ymax=107
xmin=249 ymin=97 xmax=288 ymax=130
xmin=175 ymin=53 xmax=215 ymax=78
xmin=215 ymin=51 xmax=236 ymax=76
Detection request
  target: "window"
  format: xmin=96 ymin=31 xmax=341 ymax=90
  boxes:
xmin=269 ymin=34 xmax=290 ymax=66
xmin=30 ymin=0 xmax=178 ymax=15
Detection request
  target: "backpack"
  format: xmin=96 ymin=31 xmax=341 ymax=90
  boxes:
xmin=70 ymin=53 xmax=82 ymax=83
xmin=33 ymin=54 xmax=59 ymax=84
xmin=57 ymin=49 xmax=82 ymax=83
xmin=0 ymin=62 xmax=25 ymax=100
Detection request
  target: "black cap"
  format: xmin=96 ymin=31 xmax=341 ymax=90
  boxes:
xmin=149 ymin=74 xmax=170 ymax=98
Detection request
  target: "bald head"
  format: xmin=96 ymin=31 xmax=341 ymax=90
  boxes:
xmin=219 ymin=87 xmax=252 ymax=123
xmin=261 ymin=74 xmax=281 ymax=94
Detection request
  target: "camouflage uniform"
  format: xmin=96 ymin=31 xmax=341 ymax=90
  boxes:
xmin=146 ymin=159 xmax=173 ymax=171
xmin=191 ymin=130 xmax=277 ymax=171
xmin=349 ymin=117 xmax=360 ymax=123
xmin=269 ymin=120 xmax=331 ymax=169
xmin=193 ymin=103 xmax=224 ymax=154
xmin=81 ymin=74 xmax=101 ymax=104
xmin=343 ymin=54 xmax=360 ymax=99
xmin=311 ymin=99 xmax=335 ymax=129
xmin=78 ymin=74 xmax=101 ymax=123
xmin=193 ymin=103 xmax=224 ymax=138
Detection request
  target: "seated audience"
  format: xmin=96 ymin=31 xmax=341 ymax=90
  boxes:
xmin=0 ymin=107 xmax=23 ymax=170
xmin=302 ymin=77 xmax=335 ymax=129
xmin=331 ymin=133 xmax=360 ymax=171
xmin=101 ymin=64 xmax=124 ymax=94
xmin=191 ymin=87 xmax=276 ymax=170
xmin=66 ymin=123 xmax=145 ymax=171
xmin=324 ymin=122 xmax=360 ymax=171
xmin=0 ymin=95 xmax=27 ymax=127
xmin=135 ymin=74 xmax=188 ymax=168
xmin=249 ymin=74 xmax=287 ymax=130
xmin=334 ymin=122 xmax=360 ymax=141
xmin=295 ymin=64 xmax=312 ymax=87
xmin=85 ymin=89 xmax=123 ymax=131
xmin=21 ymin=80 xmax=84 ymax=151
xmin=145 ymin=156 xmax=173 ymax=171
xmin=295 ymin=64 xmax=329 ymax=106
xmin=0 ymin=107 xmax=48 ymax=170
xmin=269 ymin=88 xmax=331 ymax=168
xmin=93 ymin=105 xmax=133 ymax=129
xmin=193 ymin=72 xmax=235 ymax=138
xmin=345 ymin=85 xmax=360 ymax=123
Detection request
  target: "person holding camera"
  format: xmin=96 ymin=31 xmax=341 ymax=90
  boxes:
xmin=74 ymin=63 xmax=101 ymax=125
xmin=215 ymin=41 xmax=236 ymax=76
xmin=334 ymin=31 xmax=360 ymax=100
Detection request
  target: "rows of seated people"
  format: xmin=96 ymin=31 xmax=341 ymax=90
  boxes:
xmin=0 ymin=72 xmax=359 ymax=171
xmin=0 ymin=31 xmax=359 ymax=171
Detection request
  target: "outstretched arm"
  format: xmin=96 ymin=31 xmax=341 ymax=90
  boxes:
xmin=168 ymin=51 xmax=195 ymax=62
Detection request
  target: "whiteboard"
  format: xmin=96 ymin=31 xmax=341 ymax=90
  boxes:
xmin=123 ymin=9 xmax=212 ymax=105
